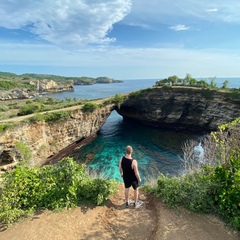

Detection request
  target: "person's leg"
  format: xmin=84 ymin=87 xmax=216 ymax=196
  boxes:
xmin=124 ymin=181 xmax=131 ymax=207
xmin=134 ymin=187 xmax=139 ymax=203
xmin=132 ymin=181 xmax=139 ymax=203
xmin=125 ymin=187 xmax=130 ymax=202
xmin=132 ymin=181 xmax=143 ymax=208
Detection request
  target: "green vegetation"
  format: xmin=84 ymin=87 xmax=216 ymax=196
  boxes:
xmin=15 ymin=142 xmax=32 ymax=163
xmin=129 ymin=90 xmax=143 ymax=98
xmin=0 ymin=95 xmax=120 ymax=130
xmin=0 ymin=158 xmax=118 ymax=226
xmin=143 ymin=119 xmax=240 ymax=231
xmin=82 ymin=102 xmax=99 ymax=113
xmin=0 ymin=97 xmax=88 ymax=121
xmin=155 ymin=74 xmax=238 ymax=90
xmin=225 ymin=89 xmax=240 ymax=100
xmin=0 ymin=123 xmax=15 ymax=133
xmin=95 ymin=76 xmax=122 ymax=83
xmin=0 ymin=93 xmax=127 ymax=122
xmin=155 ymin=74 xmax=240 ymax=100
xmin=28 ymin=111 xmax=72 ymax=123
xmin=200 ymin=89 xmax=217 ymax=100
xmin=0 ymin=71 xmax=122 ymax=91
xmin=18 ymin=103 xmax=42 ymax=116
xmin=102 ymin=94 xmax=126 ymax=108
xmin=0 ymin=80 xmax=36 ymax=91
xmin=44 ymin=111 xmax=72 ymax=122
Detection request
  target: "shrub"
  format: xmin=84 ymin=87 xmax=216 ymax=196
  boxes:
xmin=28 ymin=110 xmax=72 ymax=122
xmin=0 ymin=158 xmax=118 ymax=226
xmin=112 ymin=94 xmax=125 ymax=103
xmin=225 ymin=89 xmax=240 ymax=100
xmin=18 ymin=103 xmax=42 ymax=116
xmin=154 ymin=119 xmax=240 ymax=231
xmin=0 ymin=81 xmax=19 ymax=90
xmin=44 ymin=111 xmax=71 ymax=122
xmin=15 ymin=141 xmax=32 ymax=162
xmin=0 ymin=123 xmax=15 ymax=133
xmin=82 ymin=102 xmax=99 ymax=113
xmin=129 ymin=90 xmax=143 ymax=98
xmin=0 ymin=104 xmax=9 ymax=112
xmin=0 ymin=80 xmax=36 ymax=91
xmin=156 ymin=168 xmax=215 ymax=212
xmin=200 ymin=89 xmax=216 ymax=100
xmin=28 ymin=113 xmax=46 ymax=122
xmin=212 ymin=156 xmax=240 ymax=229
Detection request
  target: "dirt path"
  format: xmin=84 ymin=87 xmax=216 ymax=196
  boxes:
xmin=0 ymin=96 xmax=115 ymax=123
xmin=0 ymin=184 xmax=239 ymax=240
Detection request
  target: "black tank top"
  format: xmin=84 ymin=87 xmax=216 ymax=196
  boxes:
xmin=121 ymin=156 xmax=138 ymax=182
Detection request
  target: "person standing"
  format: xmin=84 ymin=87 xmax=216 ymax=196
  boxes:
xmin=119 ymin=145 xmax=143 ymax=208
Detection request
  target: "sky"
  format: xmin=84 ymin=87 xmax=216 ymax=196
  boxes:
xmin=0 ymin=0 xmax=240 ymax=80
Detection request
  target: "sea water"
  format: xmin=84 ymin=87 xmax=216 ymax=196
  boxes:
xmin=48 ymin=78 xmax=239 ymax=183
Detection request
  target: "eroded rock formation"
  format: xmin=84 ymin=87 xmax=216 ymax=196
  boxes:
xmin=29 ymin=79 xmax=74 ymax=93
xmin=116 ymin=87 xmax=240 ymax=132
xmin=0 ymin=104 xmax=115 ymax=167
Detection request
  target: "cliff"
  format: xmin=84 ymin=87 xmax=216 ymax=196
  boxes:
xmin=116 ymin=87 xmax=240 ymax=132
xmin=0 ymin=89 xmax=37 ymax=101
xmin=0 ymin=104 xmax=115 ymax=167
xmin=29 ymin=79 xmax=74 ymax=93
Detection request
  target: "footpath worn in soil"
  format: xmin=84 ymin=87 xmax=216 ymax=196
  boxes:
xmin=0 ymin=184 xmax=239 ymax=240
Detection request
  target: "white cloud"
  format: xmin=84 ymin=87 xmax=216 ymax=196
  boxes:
xmin=169 ymin=24 xmax=190 ymax=31
xmin=1 ymin=41 xmax=240 ymax=78
xmin=0 ymin=0 xmax=132 ymax=46
xmin=206 ymin=8 xmax=218 ymax=12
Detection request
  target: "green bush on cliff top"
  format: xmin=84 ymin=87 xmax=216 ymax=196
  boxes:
xmin=143 ymin=119 xmax=240 ymax=231
xmin=0 ymin=157 xmax=118 ymax=226
xmin=82 ymin=102 xmax=99 ymax=112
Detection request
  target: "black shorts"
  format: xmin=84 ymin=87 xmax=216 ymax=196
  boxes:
xmin=124 ymin=180 xmax=139 ymax=190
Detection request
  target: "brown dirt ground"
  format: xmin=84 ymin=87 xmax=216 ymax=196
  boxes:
xmin=0 ymin=184 xmax=239 ymax=240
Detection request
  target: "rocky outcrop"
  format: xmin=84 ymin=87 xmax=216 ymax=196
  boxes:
xmin=0 ymin=89 xmax=39 ymax=100
xmin=0 ymin=80 xmax=74 ymax=100
xmin=0 ymin=104 xmax=115 ymax=167
xmin=116 ymin=87 xmax=240 ymax=132
xmin=29 ymin=79 xmax=74 ymax=93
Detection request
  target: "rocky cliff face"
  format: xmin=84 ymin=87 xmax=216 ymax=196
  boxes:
xmin=29 ymin=79 xmax=74 ymax=93
xmin=0 ymin=89 xmax=38 ymax=100
xmin=0 ymin=104 xmax=114 ymax=167
xmin=116 ymin=87 xmax=240 ymax=132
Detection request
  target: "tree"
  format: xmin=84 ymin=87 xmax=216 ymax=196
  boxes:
xmin=209 ymin=77 xmax=217 ymax=89
xmin=196 ymin=80 xmax=209 ymax=88
xmin=189 ymin=78 xmax=197 ymax=86
xmin=184 ymin=73 xmax=192 ymax=86
xmin=168 ymin=75 xmax=178 ymax=86
xmin=155 ymin=78 xmax=170 ymax=86
xmin=222 ymin=80 xmax=229 ymax=89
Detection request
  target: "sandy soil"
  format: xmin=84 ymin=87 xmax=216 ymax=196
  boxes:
xmin=0 ymin=184 xmax=239 ymax=240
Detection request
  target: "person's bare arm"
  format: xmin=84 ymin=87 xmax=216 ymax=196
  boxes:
xmin=119 ymin=157 xmax=123 ymax=178
xmin=132 ymin=160 xmax=141 ymax=182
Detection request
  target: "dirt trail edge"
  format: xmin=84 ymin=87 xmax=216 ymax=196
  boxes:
xmin=0 ymin=184 xmax=239 ymax=240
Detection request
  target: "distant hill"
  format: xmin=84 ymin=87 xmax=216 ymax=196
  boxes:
xmin=0 ymin=72 xmax=123 ymax=91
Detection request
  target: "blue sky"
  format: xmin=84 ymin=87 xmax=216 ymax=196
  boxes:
xmin=0 ymin=0 xmax=240 ymax=79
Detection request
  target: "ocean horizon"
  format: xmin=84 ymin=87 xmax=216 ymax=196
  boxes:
xmin=48 ymin=77 xmax=239 ymax=101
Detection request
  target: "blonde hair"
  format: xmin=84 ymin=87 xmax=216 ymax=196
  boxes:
xmin=125 ymin=145 xmax=133 ymax=155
